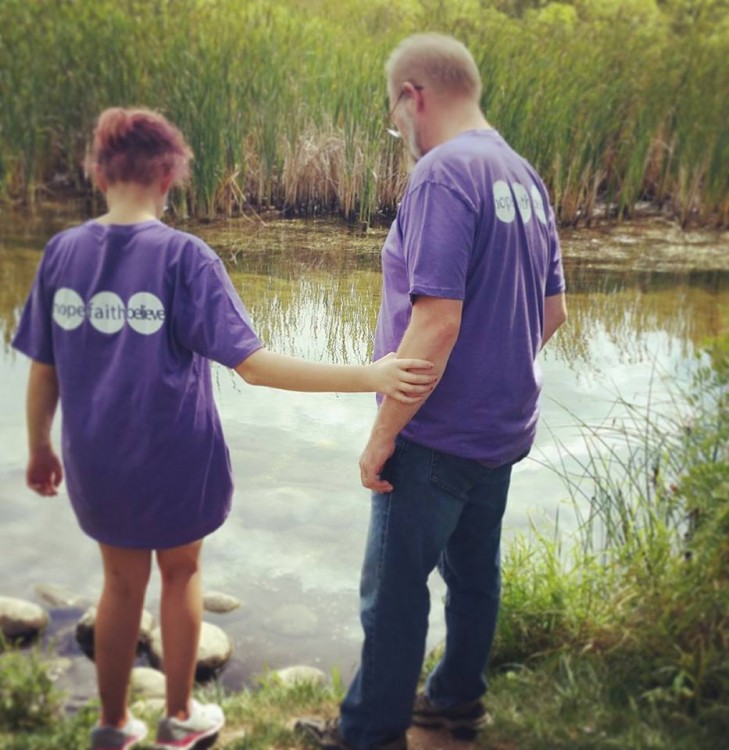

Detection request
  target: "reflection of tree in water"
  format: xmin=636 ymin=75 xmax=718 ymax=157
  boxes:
xmin=228 ymin=267 xmax=380 ymax=365
xmin=226 ymin=242 xmax=729 ymax=375
xmin=1 ymin=209 xmax=727 ymax=373
xmin=554 ymin=264 xmax=729 ymax=370
xmin=213 ymin=218 xmax=385 ymax=365
xmin=0 ymin=246 xmax=42 ymax=351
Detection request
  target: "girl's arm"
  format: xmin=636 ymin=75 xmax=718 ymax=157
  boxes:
xmin=234 ymin=349 xmax=436 ymax=404
xmin=26 ymin=361 xmax=64 ymax=496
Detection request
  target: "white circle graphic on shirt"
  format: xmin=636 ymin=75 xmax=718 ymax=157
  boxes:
xmin=512 ymin=182 xmax=532 ymax=223
xmin=126 ymin=292 xmax=165 ymax=335
xmin=493 ymin=180 xmax=516 ymax=223
xmin=531 ymin=185 xmax=548 ymax=224
xmin=87 ymin=291 xmax=126 ymax=334
xmin=52 ymin=288 xmax=86 ymax=331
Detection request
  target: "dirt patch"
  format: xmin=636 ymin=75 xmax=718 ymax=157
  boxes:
xmin=407 ymin=726 xmax=476 ymax=750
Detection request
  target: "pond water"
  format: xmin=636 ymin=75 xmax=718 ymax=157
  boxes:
xmin=0 ymin=202 xmax=727 ymax=708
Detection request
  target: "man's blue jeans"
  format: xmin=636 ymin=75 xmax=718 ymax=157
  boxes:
xmin=340 ymin=437 xmax=514 ymax=749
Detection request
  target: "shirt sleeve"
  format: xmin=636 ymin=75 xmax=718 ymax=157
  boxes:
xmin=399 ymin=181 xmax=476 ymax=301
xmin=172 ymin=255 xmax=263 ymax=368
xmin=11 ymin=251 xmax=55 ymax=365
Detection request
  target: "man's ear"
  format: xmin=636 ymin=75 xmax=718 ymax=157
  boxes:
xmin=401 ymin=81 xmax=425 ymax=110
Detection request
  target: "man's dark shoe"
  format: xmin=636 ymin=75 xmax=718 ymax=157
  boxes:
xmin=294 ymin=717 xmax=407 ymax=750
xmin=411 ymin=692 xmax=491 ymax=740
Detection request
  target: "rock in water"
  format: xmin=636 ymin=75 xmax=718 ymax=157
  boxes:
xmin=75 ymin=606 xmax=156 ymax=656
xmin=0 ymin=596 xmax=49 ymax=640
xmin=275 ymin=665 xmax=327 ymax=687
xmin=131 ymin=666 xmax=166 ymax=699
xmin=149 ymin=621 xmax=232 ymax=678
xmin=203 ymin=591 xmax=242 ymax=614
xmin=33 ymin=583 xmax=88 ymax=609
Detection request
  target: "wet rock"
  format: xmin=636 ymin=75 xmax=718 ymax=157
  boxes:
xmin=0 ymin=596 xmax=49 ymax=640
xmin=137 ymin=609 xmax=156 ymax=649
xmin=275 ymin=665 xmax=327 ymax=687
xmin=75 ymin=608 xmax=96 ymax=650
xmin=203 ymin=591 xmax=242 ymax=614
xmin=149 ymin=622 xmax=232 ymax=678
xmin=75 ymin=606 xmax=156 ymax=656
xmin=131 ymin=666 xmax=166 ymax=699
xmin=267 ymin=604 xmax=318 ymax=638
xmin=196 ymin=622 xmax=234 ymax=672
xmin=34 ymin=583 xmax=88 ymax=609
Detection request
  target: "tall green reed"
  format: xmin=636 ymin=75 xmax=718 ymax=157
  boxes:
xmin=0 ymin=0 xmax=726 ymax=225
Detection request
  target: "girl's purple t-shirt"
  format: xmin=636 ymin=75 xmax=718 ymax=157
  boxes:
xmin=374 ymin=130 xmax=566 ymax=465
xmin=12 ymin=220 xmax=263 ymax=548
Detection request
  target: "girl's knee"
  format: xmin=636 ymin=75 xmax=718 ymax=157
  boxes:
xmin=100 ymin=545 xmax=152 ymax=597
xmin=157 ymin=541 xmax=203 ymax=585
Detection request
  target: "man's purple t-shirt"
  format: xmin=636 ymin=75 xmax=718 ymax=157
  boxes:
xmin=374 ymin=129 xmax=565 ymax=465
xmin=12 ymin=220 xmax=263 ymax=548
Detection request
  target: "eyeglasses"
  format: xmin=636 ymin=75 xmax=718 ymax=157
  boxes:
xmin=386 ymin=83 xmax=424 ymax=139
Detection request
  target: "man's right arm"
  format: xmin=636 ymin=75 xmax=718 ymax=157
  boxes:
xmin=359 ymin=296 xmax=462 ymax=492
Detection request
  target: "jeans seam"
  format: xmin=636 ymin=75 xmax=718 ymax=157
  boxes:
xmin=365 ymin=489 xmax=393 ymax=702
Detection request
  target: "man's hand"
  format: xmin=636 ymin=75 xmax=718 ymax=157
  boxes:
xmin=359 ymin=432 xmax=396 ymax=493
xmin=27 ymin=446 xmax=63 ymax=496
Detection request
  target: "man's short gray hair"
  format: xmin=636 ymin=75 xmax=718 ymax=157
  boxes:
xmin=385 ymin=33 xmax=482 ymax=101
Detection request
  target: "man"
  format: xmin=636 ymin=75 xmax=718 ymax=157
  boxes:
xmin=298 ymin=33 xmax=567 ymax=750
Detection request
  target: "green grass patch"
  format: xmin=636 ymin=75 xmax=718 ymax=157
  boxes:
xmin=481 ymin=335 xmax=729 ymax=747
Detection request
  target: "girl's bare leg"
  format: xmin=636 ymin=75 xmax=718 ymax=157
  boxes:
xmin=96 ymin=544 xmax=152 ymax=727
xmin=156 ymin=540 xmax=204 ymax=719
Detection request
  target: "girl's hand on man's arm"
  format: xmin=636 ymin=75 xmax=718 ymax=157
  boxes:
xmin=234 ymin=347 xmax=435 ymax=402
xmin=366 ymin=352 xmax=436 ymax=403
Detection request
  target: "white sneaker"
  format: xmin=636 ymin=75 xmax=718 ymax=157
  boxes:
xmin=90 ymin=714 xmax=148 ymax=750
xmin=154 ymin=700 xmax=225 ymax=749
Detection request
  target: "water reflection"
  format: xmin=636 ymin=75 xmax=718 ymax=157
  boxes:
xmin=1 ymin=205 xmax=727 ymax=367
xmin=0 ymin=203 xmax=727 ymax=702
xmin=556 ymin=276 xmax=726 ymax=372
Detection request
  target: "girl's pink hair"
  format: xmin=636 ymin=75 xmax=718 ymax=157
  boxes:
xmin=88 ymin=108 xmax=193 ymax=187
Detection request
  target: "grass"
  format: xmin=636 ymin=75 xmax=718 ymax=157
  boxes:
xmin=0 ymin=0 xmax=727 ymax=225
xmin=2 ymin=335 xmax=727 ymax=748
xmin=482 ymin=336 xmax=729 ymax=747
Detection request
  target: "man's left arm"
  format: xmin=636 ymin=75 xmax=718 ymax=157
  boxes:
xmin=359 ymin=296 xmax=462 ymax=492
xmin=542 ymin=292 xmax=567 ymax=348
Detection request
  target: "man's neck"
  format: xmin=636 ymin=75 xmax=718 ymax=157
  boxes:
xmin=424 ymin=102 xmax=492 ymax=153
xmin=441 ymin=108 xmax=491 ymax=142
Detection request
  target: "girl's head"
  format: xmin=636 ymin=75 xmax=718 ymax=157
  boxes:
xmin=88 ymin=108 xmax=193 ymax=188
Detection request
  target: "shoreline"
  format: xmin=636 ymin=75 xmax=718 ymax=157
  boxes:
xmin=3 ymin=190 xmax=729 ymax=235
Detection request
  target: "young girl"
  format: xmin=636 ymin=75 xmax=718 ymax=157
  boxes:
xmin=12 ymin=107 xmax=435 ymax=750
